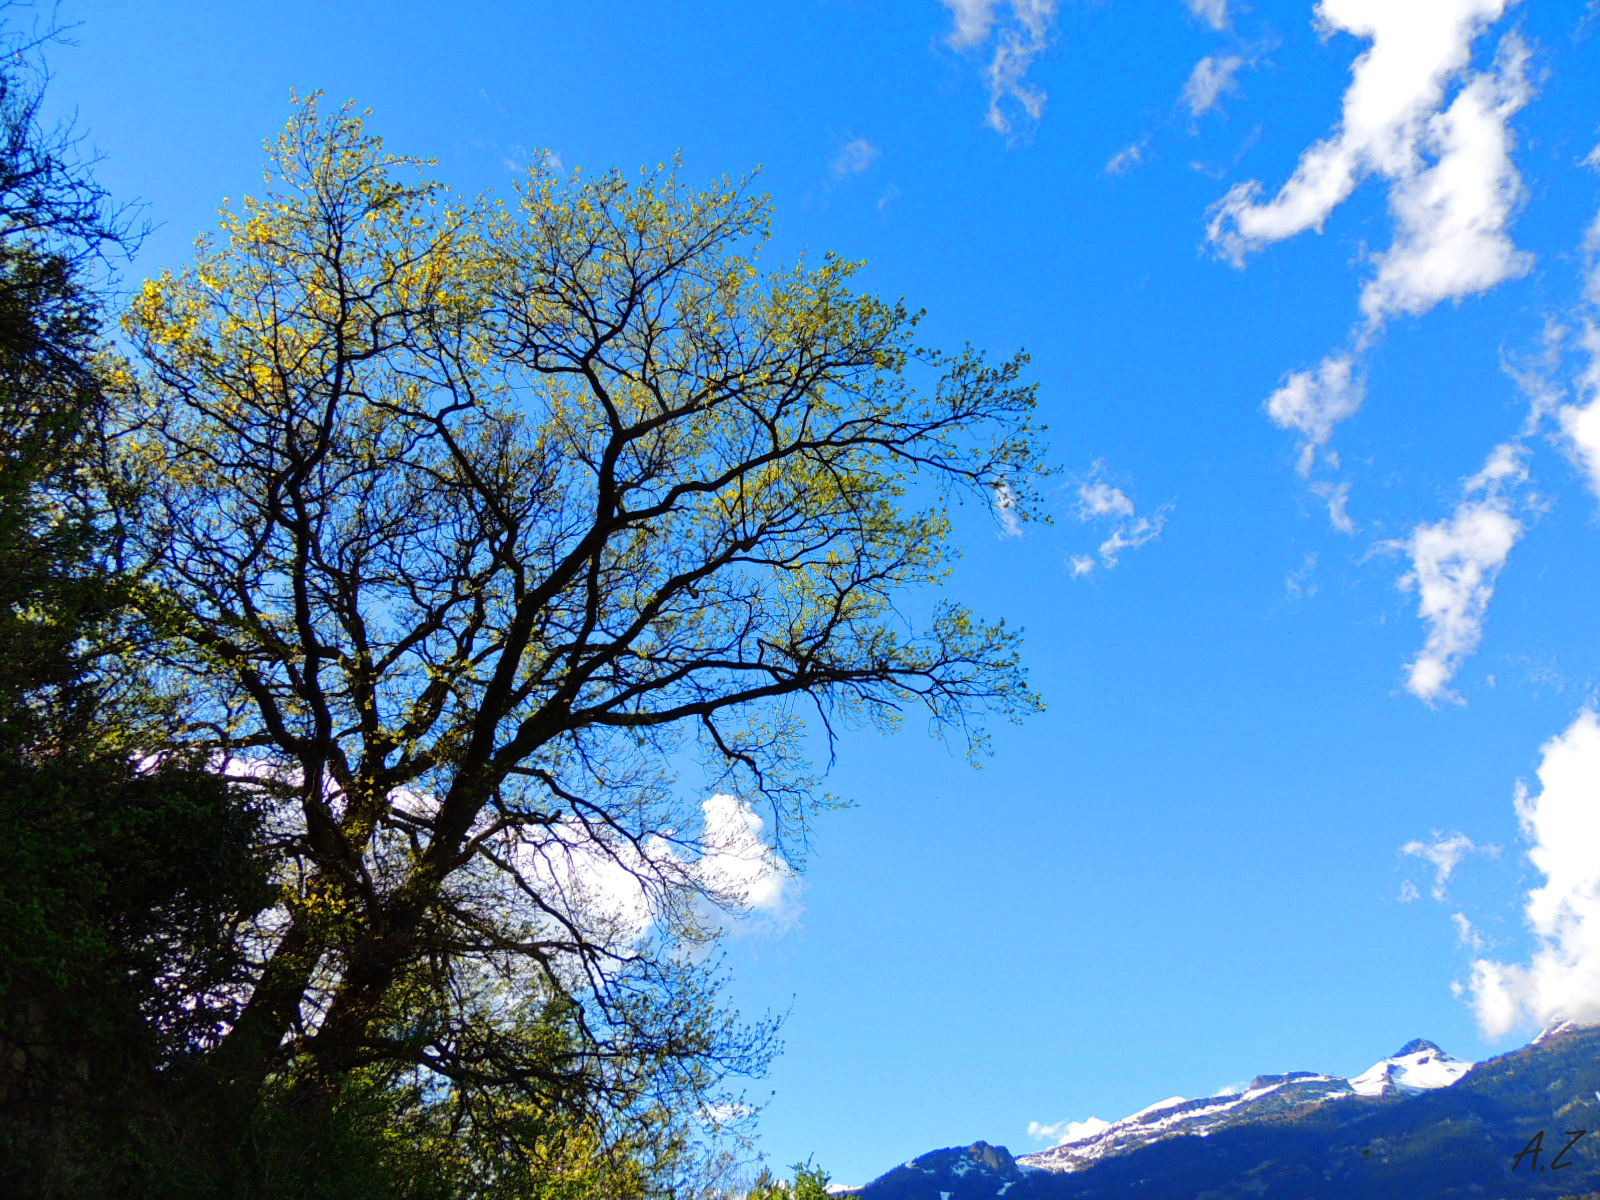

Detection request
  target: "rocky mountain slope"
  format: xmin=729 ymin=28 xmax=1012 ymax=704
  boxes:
xmin=847 ymin=1024 xmax=1600 ymax=1199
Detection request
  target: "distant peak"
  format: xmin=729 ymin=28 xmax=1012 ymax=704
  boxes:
xmin=1350 ymin=1039 xmax=1472 ymax=1097
xmin=963 ymin=1142 xmax=1016 ymax=1173
xmin=1394 ymin=1038 xmax=1444 ymax=1058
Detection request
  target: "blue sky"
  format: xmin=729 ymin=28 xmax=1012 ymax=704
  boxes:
xmin=45 ymin=0 xmax=1600 ymax=1186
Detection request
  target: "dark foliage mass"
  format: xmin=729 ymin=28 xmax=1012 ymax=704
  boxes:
xmin=0 ymin=13 xmax=283 ymax=1196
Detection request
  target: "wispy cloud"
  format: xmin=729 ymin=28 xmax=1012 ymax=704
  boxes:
xmin=1311 ymin=480 xmax=1355 ymax=534
xmin=1265 ymin=353 xmax=1364 ymax=478
xmin=1561 ymin=325 xmax=1600 ymax=498
xmin=1067 ymin=464 xmax=1170 ymax=576
xmin=831 ymin=136 xmax=881 ymax=178
xmin=1398 ymin=441 xmax=1528 ymax=704
xmin=1454 ymin=911 xmax=1486 ymax=950
xmin=942 ymin=0 xmax=1000 ymax=48
xmin=1556 ymin=149 xmax=1600 ymax=501
xmin=1103 ymin=139 xmax=1147 ymax=177
xmin=492 ymin=144 xmax=562 ymax=176
xmin=1402 ymin=830 xmax=1493 ymax=900
xmin=1207 ymin=0 xmax=1517 ymax=264
xmin=1183 ymin=0 xmax=1229 ymax=31
xmin=1467 ymin=711 xmax=1600 ymax=1039
xmin=940 ymin=0 xmax=1061 ymax=138
xmin=1098 ymin=516 xmax=1167 ymax=567
xmin=1212 ymin=6 xmax=1532 ymax=536
xmin=1285 ymin=552 xmax=1319 ymax=599
xmin=1182 ymin=54 xmax=1245 ymax=116
xmin=477 ymin=87 xmax=508 ymax=119
xmin=1384 ymin=312 xmax=1571 ymax=708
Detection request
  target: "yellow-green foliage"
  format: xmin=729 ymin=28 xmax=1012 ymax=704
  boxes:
xmin=118 ymin=92 xmax=1050 ymax=1196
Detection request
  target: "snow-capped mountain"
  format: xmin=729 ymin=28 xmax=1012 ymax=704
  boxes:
xmin=1346 ymin=1038 xmax=1473 ymax=1098
xmin=1020 ymin=1036 xmax=1475 ymax=1175
xmin=846 ymin=1024 xmax=1600 ymax=1199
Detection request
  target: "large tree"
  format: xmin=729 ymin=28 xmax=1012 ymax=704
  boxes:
xmin=123 ymin=94 xmax=1049 ymax=1175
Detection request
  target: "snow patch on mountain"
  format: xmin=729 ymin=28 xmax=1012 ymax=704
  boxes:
xmin=1019 ymin=1040 xmax=1474 ymax=1175
xmin=1348 ymin=1038 xmax=1474 ymax=1097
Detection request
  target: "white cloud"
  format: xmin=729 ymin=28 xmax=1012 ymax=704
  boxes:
xmin=1360 ymin=36 xmax=1532 ymax=321
xmin=1184 ymin=0 xmax=1229 ymax=30
xmin=1068 ymin=464 xmax=1170 ymax=574
xmin=941 ymin=0 xmax=1000 ymax=48
xmin=1399 ymin=879 xmax=1422 ymax=903
xmin=1220 ymin=9 xmax=1533 ymax=487
xmin=1207 ymin=0 xmax=1515 ymax=264
xmin=209 ymin=757 xmax=798 ymax=1016
xmin=695 ymin=793 xmax=802 ymax=936
xmin=941 ymin=0 xmax=1060 ymax=137
xmin=506 ymin=793 xmax=800 ymax=951
xmin=1098 ymin=515 xmax=1167 ymax=567
xmin=878 ymin=183 xmax=903 ymax=211
xmin=1467 ymin=710 xmax=1600 ymax=1039
xmin=1264 ymin=353 xmax=1364 ymax=476
xmin=1464 ymin=438 xmax=1528 ymax=491
xmin=1103 ymin=140 xmax=1146 ymax=177
xmin=1556 ymin=162 xmax=1600 ymax=500
xmin=1500 ymin=318 xmax=1568 ymax=431
xmin=1286 ymin=552 xmax=1319 ymax=599
xmin=1587 ymin=163 xmax=1600 ymax=306
xmin=1028 ymin=1115 xmax=1112 ymax=1144
xmin=832 ymin=137 xmax=880 ymax=178
xmin=1311 ymin=479 xmax=1355 ymax=533
xmin=1453 ymin=911 xmax=1485 ymax=950
xmin=1398 ymin=442 xmax=1527 ymax=704
xmin=1402 ymin=830 xmax=1486 ymax=900
xmin=1077 ymin=480 xmax=1136 ymax=519
xmin=526 ymin=819 xmax=661 ymax=946
xmin=1560 ymin=323 xmax=1600 ymax=498
xmin=1183 ymin=55 xmax=1245 ymax=116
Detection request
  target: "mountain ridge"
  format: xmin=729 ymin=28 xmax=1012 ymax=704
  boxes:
xmin=844 ymin=1024 xmax=1600 ymax=1199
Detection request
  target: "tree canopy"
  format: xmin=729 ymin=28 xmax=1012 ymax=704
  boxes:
xmin=0 ymin=84 xmax=1055 ymax=1194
